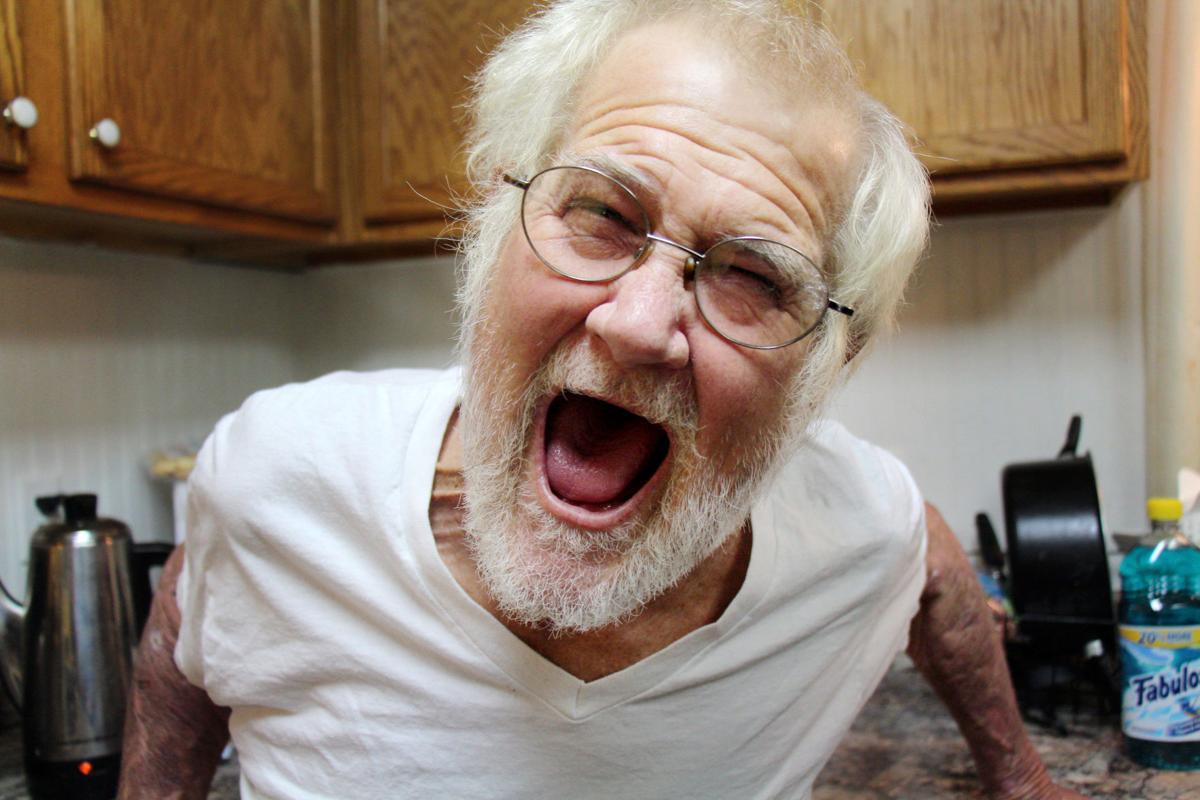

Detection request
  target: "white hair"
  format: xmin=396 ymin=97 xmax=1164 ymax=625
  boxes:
xmin=456 ymin=0 xmax=930 ymax=414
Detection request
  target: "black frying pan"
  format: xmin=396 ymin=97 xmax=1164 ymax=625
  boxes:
xmin=1001 ymin=415 xmax=1115 ymax=654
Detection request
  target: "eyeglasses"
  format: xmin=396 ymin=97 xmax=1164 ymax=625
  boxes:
xmin=503 ymin=165 xmax=852 ymax=350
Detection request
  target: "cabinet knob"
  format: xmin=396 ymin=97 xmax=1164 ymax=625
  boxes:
xmin=2 ymin=96 xmax=38 ymax=130
xmin=89 ymin=118 xmax=121 ymax=149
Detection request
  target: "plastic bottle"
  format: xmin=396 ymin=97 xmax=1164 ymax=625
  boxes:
xmin=1118 ymin=497 xmax=1200 ymax=769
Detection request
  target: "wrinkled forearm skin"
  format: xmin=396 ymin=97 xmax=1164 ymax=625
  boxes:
xmin=907 ymin=504 xmax=1090 ymax=800
xmin=118 ymin=545 xmax=231 ymax=800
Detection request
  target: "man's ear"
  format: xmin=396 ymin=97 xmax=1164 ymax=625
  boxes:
xmin=489 ymin=164 xmax=520 ymax=186
xmin=842 ymin=330 xmax=864 ymax=365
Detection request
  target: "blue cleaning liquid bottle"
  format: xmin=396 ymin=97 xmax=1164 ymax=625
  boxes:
xmin=1118 ymin=497 xmax=1200 ymax=769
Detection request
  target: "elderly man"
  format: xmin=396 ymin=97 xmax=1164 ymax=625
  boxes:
xmin=121 ymin=1 xmax=1085 ymax=798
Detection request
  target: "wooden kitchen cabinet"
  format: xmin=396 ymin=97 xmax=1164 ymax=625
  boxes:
xmin=810 ymin=0 xmax=1147 ymax=211
xmin=338 ymin=0 xmax=535 ymax=251
xmin=310 ymin=0 xmax=1151 ymax=254
xmin=343 ymin=0 xmax=1146 ymax=246
xmin=0 ymin=0 xmax=535 ymax=262
xmin=0 ymin=0 xmax=339 ymax=254
xmin=0 ymin=0 xmax=1150 ymax=265
xmin=0 ymin=0 xmax=31 ymax=171
xmin=63 ymin=0 xmax=337 ymax=223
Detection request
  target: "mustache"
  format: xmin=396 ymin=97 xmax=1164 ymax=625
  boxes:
xmin=530 ymin=339 xmax=699 ymax=438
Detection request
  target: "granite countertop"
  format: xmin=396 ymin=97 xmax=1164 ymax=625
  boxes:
xmin=2 ymin=661 xmax=1196 ymax=799
xmin=813 ymin=659 xmax=1199 ymax=799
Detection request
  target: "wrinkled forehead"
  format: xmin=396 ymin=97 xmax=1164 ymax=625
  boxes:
xmin=561 ymin=15 xmax=863 ymax=255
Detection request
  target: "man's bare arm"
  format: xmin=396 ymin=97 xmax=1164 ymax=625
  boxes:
xmin=907 ymin=503 xmax=1088 ymax=800
xmin=119 ymin=544 xmax=231 ymax=800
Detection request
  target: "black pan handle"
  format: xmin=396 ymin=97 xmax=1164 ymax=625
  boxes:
xmin=1058 ymin=415 xmax=1082 ymax=459
xmin=976 ymin=512 xmax=1006 ymax=575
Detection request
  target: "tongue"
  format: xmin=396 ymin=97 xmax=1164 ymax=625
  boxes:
xmin=544 ymin=393 xmax=668 ymax=506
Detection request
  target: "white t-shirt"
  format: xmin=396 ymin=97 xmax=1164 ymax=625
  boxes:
xmin=176 ymin=367 xmax=926 ymax=800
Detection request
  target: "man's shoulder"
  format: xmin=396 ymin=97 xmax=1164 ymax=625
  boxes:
xmin=228 ymin=366 xmax=458 ymax=437
xmin=188 ymin=366 xmax=459 ymax=516
xmin=258 ymin=366 xmax=460 ymax=404
xmin=770 ymin=418 xmax=924 ymax=539
xmin=793 ymin=419 xmax=915 ymax=488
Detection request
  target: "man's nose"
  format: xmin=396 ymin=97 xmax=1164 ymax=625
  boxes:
xmin=584 ymin=255 xmax=690 ymax=370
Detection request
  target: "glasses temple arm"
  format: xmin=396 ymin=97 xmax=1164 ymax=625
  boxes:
xmin=827 ymin=299 xmax=854 ymax=317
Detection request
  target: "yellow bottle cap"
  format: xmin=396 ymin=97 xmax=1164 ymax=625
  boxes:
xmin=1147 ymin=497 xmax=1184 ymax=521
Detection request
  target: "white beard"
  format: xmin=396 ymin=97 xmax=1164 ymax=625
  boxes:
xmin=459 ymin=333 xmax=804 ymax=634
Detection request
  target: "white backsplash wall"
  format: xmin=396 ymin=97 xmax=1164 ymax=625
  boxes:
xmin=0 ymin=237 xmax=303 ymax=598
xmin=829 ymin=187 xmax=1146 ymax=546
xmin=296 ymin=257 xmax=461 ymax=378
xmin=295 ymin=188 xmax=1148 ymax=546
xmin=0 ymin=185 xmax=1149 ymax=595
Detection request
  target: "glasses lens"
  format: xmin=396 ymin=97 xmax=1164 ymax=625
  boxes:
xmin=521 ymin=167 xmax=649 ymax=281
xmin=695 ymin=238 xmax=829 ymax=348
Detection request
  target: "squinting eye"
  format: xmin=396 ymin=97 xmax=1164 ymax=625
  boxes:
xmin=733 ymin=265 xmax=780 ymax=295
xmin=564 ymin=198 xmax=634 ymax=228
xmin=712 ymin=257 xmax=787 ymax=297
xmin=557 ymin=193 xmax=646 ymax=257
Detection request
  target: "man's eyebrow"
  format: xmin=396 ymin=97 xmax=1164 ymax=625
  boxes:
xmin=560 ymin=153 xmax=824 ymax=281
xmin=568 ymin=153 xmax=664 ymax=219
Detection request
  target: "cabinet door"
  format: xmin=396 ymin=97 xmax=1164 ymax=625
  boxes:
xmin=353 ymin=0 xmax=533 ymax=226
xmin=63 ymin=0 xmax=335 ymax=223
xmin=816 ymin=0 xmax=1128 ymax=176
xmin=0 ymin=0 xmax=29 ymax=171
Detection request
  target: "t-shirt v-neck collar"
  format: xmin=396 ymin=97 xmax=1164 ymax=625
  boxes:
xmin=400 ymin=369 xmax=778 ymax=721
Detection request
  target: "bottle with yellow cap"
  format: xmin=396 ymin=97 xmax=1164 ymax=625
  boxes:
xmin=1118 ymin=497 xmax=1200 ymax=769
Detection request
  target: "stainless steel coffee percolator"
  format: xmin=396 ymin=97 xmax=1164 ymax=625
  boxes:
xmin=0 ymin=493 xmax=172 ymax=800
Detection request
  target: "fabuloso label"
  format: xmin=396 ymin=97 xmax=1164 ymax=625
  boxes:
xmin=1119 ymin=625 xmax=1200 ymax=742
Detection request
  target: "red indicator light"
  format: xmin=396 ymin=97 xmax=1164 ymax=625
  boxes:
xmin=78 ymin=761 xmax=93 ymax=776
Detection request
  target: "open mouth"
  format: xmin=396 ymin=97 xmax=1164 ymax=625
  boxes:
xmin=534 ymin=390 xmax=671 ymax=529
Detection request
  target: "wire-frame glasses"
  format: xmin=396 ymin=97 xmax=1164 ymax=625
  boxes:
xmin=503 ymin=165 xmax=852 ymax=350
